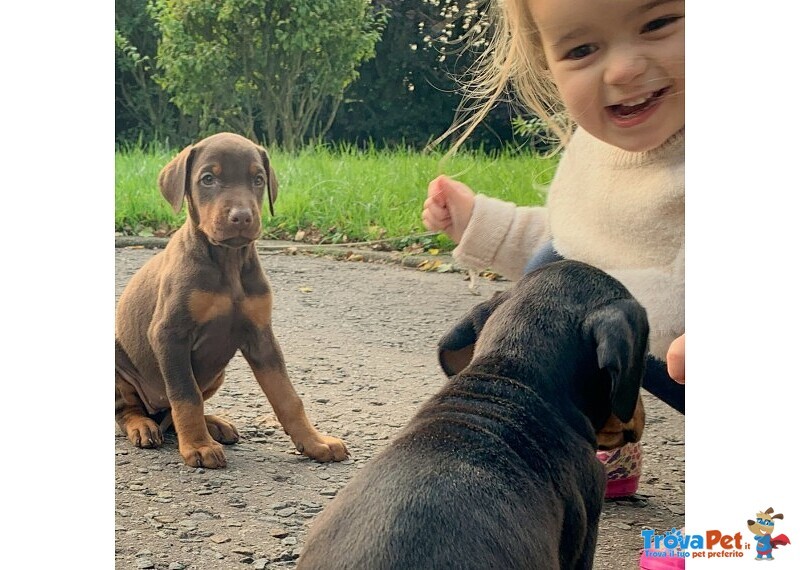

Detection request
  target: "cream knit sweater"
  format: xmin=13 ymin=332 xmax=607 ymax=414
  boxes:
xmin=454 ymin=127 xmax=684 ymax=360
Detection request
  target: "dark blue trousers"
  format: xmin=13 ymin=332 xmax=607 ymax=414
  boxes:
xmin=524 ymin=241 xmax=685 ymax=414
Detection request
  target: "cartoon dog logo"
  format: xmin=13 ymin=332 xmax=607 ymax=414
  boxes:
xmin=747 ymin=507 xmax=791 ymax=560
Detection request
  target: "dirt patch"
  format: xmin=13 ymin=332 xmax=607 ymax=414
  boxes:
xmin=115 ymin=245 xmax=684 ymax=570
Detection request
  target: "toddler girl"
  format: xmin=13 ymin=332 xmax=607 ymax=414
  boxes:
xmin=422 ymin=1 xmax=685 ymax=563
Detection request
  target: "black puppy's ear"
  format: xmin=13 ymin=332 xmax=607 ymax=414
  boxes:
xmin=158 ymin=144 xmax=195 ymax=213
xmin=258 ymin=147 xmax=279 ymax=217
xmin=437 ymin=291 xmax=508 ymax=376
xmin=583 ymin=299 xmax=649 ymax=422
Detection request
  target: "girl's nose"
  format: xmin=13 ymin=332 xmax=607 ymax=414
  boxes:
xmin=603 ymin=47 xmax=648 ymax=86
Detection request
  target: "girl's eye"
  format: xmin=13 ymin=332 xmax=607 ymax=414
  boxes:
xmin=641 ymin=16 xmax=682 ymax=34
xmin=565 ymin=44 xmax=597 ymax=60
xmin=254 ymin=174 xmax=265 ymax=187
xmin=201 ymin=173 xmax=215 ymax=186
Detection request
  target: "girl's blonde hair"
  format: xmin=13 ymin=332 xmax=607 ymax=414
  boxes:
xmin=431 ymin=0 xmax=572 ymax=156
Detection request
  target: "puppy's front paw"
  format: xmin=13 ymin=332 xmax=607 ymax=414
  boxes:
xmin=179 ymin=440 xmax=227 ymax=468
xmin=295 ymin=434 xmax=349 ymax=463
xmin=205 ymin=414 xmax=240 ymax=444
xmin=126 ymin=417 xmax=163 ymax=448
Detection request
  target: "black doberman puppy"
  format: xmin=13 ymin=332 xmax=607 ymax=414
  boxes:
xmin=115 ymin=132 xmax=348 ymax=468
xmin=297 ymin=260 xmax=648 ymax=569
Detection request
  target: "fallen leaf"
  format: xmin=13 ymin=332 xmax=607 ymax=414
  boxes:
xmin=417 ymin=259 xmax=441 ymax=271
xmin=298 ymin=286 xmax=313 ymax=293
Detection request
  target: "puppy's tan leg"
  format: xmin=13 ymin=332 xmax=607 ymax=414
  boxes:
xmin=241 ymin=293 xmax=347 ymax=462
xmin=241 ymin=323 xmax=347 ymax=462
xmin=171 ymin=400 xmax=227 ymax=468
xmin=149 ymin=317 xmax=228 ymax=468
xmin=200 ymin=372 xmax=240 ymax=444
xmin=116 ymin=376 xmax=163 ymax=448
xmin=251 ymin=366 xmax=348 ymax=462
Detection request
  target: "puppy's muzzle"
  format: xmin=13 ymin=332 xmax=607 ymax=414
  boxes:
xmin=206 ymin=202 xmax=262 ymax=247
xmin=596 ymin=395 xmax=645 ymax=450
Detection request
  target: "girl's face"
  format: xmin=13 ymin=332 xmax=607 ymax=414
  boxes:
xmin=529 ymin=0 xmax=684 ymax=152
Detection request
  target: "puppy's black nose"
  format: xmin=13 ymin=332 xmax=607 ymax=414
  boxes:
xmin=228 ymin=207 xmax=253 ymax=227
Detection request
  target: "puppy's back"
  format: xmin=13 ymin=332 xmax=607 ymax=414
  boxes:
xmin=297 ymin=413 xmax=578 ymax=570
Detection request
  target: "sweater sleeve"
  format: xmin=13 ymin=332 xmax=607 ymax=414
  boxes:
xmin=452 ymin=194 xmax=550 ymax=281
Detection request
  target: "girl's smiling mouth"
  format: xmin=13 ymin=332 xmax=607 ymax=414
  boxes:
xmin=607 ymin=87 xmax=670 ymax=126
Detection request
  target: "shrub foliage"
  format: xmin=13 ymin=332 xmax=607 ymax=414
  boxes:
xmin=115 ymin=0 xmax=531 ymax=151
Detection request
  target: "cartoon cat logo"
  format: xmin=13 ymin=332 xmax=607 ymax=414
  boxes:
xmin=747 ymin=507 xmax=791 ymax=561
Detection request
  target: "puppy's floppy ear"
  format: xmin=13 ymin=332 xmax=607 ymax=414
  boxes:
xmin=583 ymin=299 xmax=649 ymax=423
xmin=258 ymin=147 xmax=279 ymax=217
xmin=437 ymin=290 xmax=508 ymax=376
xmin=158 ymin=144 xmax=196 ymax=213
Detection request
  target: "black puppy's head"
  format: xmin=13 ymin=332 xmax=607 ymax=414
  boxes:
xmin=157 ymin=132 xmax=279 ymax=248
xmin=438 ymin=260 xmax=649 ymax=450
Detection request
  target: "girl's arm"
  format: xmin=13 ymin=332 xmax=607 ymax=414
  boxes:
xmin=454 ymin=194 xmax=550 ymax=281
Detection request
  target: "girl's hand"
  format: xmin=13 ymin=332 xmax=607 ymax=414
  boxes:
xmin=666 ymin=334 xmax=685 ymax=384
xmin=422 ymin=175 xmax=476 ymax=244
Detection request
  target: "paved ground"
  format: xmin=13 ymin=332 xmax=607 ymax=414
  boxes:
xmin=114 ymin=243 xmax=684 ymax=570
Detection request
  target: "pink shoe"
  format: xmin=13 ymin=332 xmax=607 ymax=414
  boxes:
xmin=640 ymin=528 xmax=687 ymax=569
xmin=597 ymin=442 xmax=642 ymax=499
xmin=639 ymin=550 xmax=685 ymax=570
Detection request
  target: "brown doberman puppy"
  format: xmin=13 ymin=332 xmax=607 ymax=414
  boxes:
xmin=115 ymin=132 xmax=348 ymax=468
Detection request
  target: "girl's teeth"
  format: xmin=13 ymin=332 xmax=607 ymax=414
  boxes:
xmin=621 ymin=94 xmax=652 ymax=107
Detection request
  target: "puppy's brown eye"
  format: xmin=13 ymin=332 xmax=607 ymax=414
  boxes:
xmin=200 ymin=173 xmax=215 ymax=186
xmin=253 ymin=174 xmax=265 ymax=187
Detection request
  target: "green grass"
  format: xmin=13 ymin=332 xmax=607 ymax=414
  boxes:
xmin=115 ymin=143 xmax=560 ymax=250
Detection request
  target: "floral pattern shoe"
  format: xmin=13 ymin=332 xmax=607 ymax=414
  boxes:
xmin=597 ymin=441 xmax=642 ymax=499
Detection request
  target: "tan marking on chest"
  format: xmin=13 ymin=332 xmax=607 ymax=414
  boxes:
xmin=241 ymin=294 xmax=272 ymax=329
xmin=188 ymin=291 xmax=233 ymax=324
